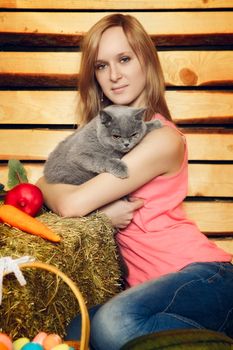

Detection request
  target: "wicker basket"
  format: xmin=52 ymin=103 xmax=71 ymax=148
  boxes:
xmin=3 ymin=261 xmax=90 ymax=350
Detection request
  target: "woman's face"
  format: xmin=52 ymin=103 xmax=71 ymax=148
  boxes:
xmin=95 ymin=26 xmax=147 ymax=107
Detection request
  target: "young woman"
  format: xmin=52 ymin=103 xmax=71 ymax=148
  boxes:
xmin=37 ymin=14 xmax=233 ymax=350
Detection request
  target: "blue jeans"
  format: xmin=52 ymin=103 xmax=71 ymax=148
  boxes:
xmin=66 ymin=262 xmax=233 ymax=350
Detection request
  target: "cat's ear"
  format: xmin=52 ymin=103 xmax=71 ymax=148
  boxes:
xmin=100 ymin=111 xmax=112 ymax=127
xmin=134 ymin=108 xmax=146 ymax=121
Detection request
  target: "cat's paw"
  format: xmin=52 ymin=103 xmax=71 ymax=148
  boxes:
xmin=146 ymin=119 xmax=163 ymax=132
xmin=153 ymin=119 xmax=163 ymax=128
xmin=107 ymin=159 xmax=129 ymax=178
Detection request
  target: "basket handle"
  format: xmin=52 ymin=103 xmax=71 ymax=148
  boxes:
xmin=4 ymin=261 xmax=90 ymax=350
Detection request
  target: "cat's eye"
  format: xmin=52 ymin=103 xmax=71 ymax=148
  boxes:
xmin=131 ymin=132 xmax=138 ymax=138
xmin=112 ymin=135 xmax=121 ymax=139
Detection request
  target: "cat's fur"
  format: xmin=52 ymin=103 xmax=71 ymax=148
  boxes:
xmin=44 ymin=104 xmax=162 ymax=185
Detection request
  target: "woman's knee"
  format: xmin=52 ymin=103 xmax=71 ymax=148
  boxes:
xmin=90 ymin=300 xmax=203 ymax=350
xmin=90 ymin=298 xmax=139 ymax=350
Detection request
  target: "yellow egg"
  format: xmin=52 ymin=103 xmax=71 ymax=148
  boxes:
xmin=13 ymin=338 xmax=30 ymax=350
xmin=51 ymin=345 xmax=70 ymax=350
xmin=0 ymin=333 xmax=12 ymax=350
xmin=32 ymin=332 xmax=48 ymax=345
xmin=43 ymin=334 xmax=62 ymax=350
xmin=63 ymin=341 xmax=78 ymax=350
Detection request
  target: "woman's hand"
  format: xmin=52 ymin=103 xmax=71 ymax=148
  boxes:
xmin=99 ymin=197 xmax=144 ymax=229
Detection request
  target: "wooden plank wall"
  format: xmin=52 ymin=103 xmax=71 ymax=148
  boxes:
xmin=0 ymin=1 xmax=233 ymax=247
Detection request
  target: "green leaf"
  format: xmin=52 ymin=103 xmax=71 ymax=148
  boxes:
xmin=0 ymin=189 xmax=7 ymax=200
xmin=7 ymin=160 xmax=29 ymax=189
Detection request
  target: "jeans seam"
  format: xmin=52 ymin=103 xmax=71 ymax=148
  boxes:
xmin=218 ymin=307 xmax=233 ymax=332
xmin=206 ymin=264 xmax=222 ymax=282
xmin=162 ymin=278 xmax=203 ymax=313
xmin=159 ymin=311 xmax=204 ymax=329
xmin=162 ymin=264 xmax=222 ymax=313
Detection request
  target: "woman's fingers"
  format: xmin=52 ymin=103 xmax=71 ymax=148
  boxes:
xmin=128 ymin=197 xmax=144 ymax=210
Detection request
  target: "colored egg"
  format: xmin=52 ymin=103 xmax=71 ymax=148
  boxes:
xmin=21 ymin=343 xmax=43 ymax=350
xmin=13 ymin=338 xmax=30 ymax=350
xmin=51 ymin=345 xmax=70 ymax=350
xmin=0 ymin=342 xmax=10 ymax=350
xmin=63 ymin=341 xmax=78 ymax=350
xmin=0 ymin=333 xmax=12 ymax=350
xmin=32 ymin=333 xmax=48 ymax=345
xmin=43 ymin=334 xmax=62 ymax=350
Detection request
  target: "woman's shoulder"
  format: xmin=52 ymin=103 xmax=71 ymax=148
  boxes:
xmin=139 ymin=115 xmax=185 ymax=175
xmin=144 ymin=115 xmax=184 ymax=156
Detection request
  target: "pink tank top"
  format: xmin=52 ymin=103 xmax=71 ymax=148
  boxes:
xmin=116 ymin=114 xmax=232 ymax=287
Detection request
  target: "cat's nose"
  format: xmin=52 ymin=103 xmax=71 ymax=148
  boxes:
xmin=123 ymin=142 xmax=130 ymax=147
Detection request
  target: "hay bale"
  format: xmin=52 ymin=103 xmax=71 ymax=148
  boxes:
xmin=0 ymin=210 xmax=122 ymax=339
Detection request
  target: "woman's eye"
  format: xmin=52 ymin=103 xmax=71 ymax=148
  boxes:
xmin=112 ymin=135 xmax=121 ymax=139
xmin=95 ymin=63 xmax=107 ymax=70
xmin=120 ymin=56 xmax=130 ymax=63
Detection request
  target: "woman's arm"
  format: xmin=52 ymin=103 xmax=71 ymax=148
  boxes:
xmin=37 ymin=126 xmax=184 ymax=217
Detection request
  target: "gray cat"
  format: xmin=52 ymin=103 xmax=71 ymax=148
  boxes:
xmin=44 ymin=105 xmax=162 ymax=185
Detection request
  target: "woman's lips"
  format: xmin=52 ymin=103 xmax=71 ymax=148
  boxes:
xmin=112 ymin=85 xmax=128 ymax=93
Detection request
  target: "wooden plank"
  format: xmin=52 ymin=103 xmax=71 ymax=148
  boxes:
xmin=186 ymin=131 xmax=233 ymax=160
xmin=184 ymin=201 xmax=233 ymax=234
xmin=162 ymin=51 xmax=233 ymax=87
xmin=213 ymin=238 xmax=233 ymax=255
xmin=166 ymin=91 xmax=233 ymax=124
xmin=1 ymin=91 xmax=233 ymax=125
xmin=1 ymin=163 xmax=232 ymax=198
xmin=1 ymin=12 xmax=233 ymax=47
xmin=1 ymin=12 xmax=233 ymax=36
xmin=1 ymin=51 xmax=233 ymax=87
xmin=0 ymin=130 xmax=72 ymax=160
xmin=0 ymin=52 xmax=79 ymax=75
xmin=0 ymin=129 xmax=232 ymax=161
xmin=0 ymin=91 xmax=80 ymax=125
xmin=188 ymin=164 xmax=233 ymax=197
xmin=1 ymin=0 xmax=232 ymax=10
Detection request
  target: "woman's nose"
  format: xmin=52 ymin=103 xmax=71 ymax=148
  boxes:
xmin=110 ymin=64 xmax=122 ymax=81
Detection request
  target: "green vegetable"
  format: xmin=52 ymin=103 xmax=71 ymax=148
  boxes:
xmin=7 ymin=159 xmax=28 ymax=189
xmin=121 ymin=329 xmax=233 ymax=349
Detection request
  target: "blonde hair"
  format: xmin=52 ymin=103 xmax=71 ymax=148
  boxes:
xmin=78 ymin=14 xmax=172 ymax=125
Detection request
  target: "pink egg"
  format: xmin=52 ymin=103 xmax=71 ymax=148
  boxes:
xmin=32 ymin=333 xmax=48 ymax=345
xmin=0 ymin=333 xmax=12 ymax=350
xmin=42 ymin=334 xmax=62 ymax=350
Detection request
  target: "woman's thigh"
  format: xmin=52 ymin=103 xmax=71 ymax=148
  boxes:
xmin=90 ymin=262 xmax=233 ymax=350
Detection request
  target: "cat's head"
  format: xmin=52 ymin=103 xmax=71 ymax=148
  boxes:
xmin=97 ymin=105 xmax=147 ymax=153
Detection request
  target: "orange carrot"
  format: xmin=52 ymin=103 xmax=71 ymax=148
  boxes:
xmin=0 ymin=204 xmax=61 ymax=243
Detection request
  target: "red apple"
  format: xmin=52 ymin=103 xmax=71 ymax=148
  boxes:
xmin=4 ymin=183 xmax=44 ymax=217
